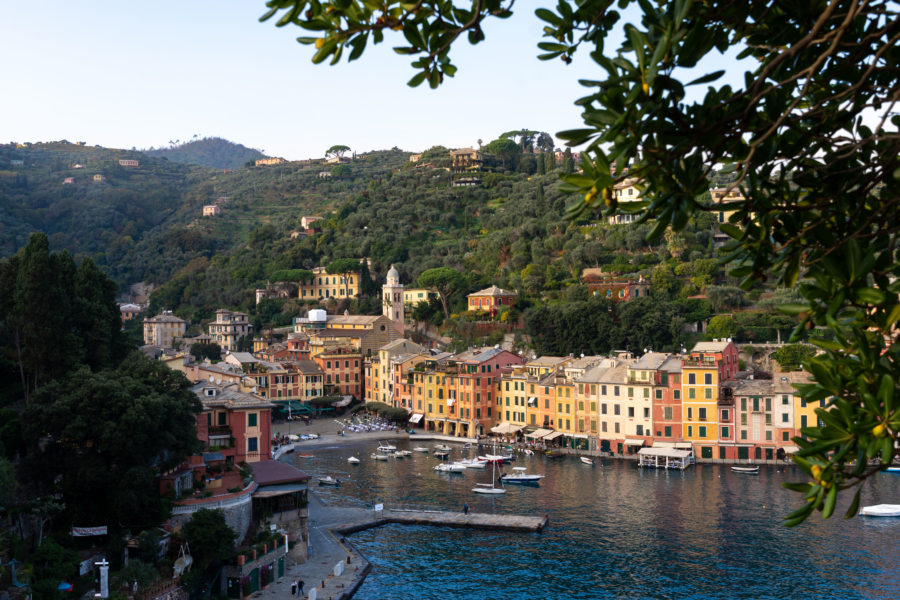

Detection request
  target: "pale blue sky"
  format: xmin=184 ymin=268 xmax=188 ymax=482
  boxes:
xmin=0 ymin=1 xmax=744 ymax=160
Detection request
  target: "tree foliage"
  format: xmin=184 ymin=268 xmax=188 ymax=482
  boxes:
xmin=23 ymin=353 xmax=202 ymax=529
xmin=417 ymin=267 xmax=466 ymax=318
xmin=261 ymin=0 xmax=900 ymax=524
xmin=182 ymin=508 xmax=236 ymax=569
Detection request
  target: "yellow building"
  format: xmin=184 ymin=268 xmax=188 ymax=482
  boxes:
xmin=255 ymin=157 xmax=286 ymax=166
xmin=143 ymin=311 xmax=186 ymax=349
xmin=297 ymin=266 xmax=361 ymax=300
xmin=403 ymin=288 xmax=440 ymax=308
xmin=681 ymin=360 xmax=720 ymax=457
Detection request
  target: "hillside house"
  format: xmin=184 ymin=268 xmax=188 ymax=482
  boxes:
xmin=467 ymin=285 xmax=518 ymax=315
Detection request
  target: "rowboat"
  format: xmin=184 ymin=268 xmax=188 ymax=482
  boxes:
xmin=434 ymin=463 xmax=466 ymax=473
xmin=318 ymin=476 xmax=341 ymax=486
xmin=580 ymin=457 xmax=594 ymax=465
xmin=347 ymin=456 xmax=360 ymax=464
xmin=884 ymin=466 xmax=900 ymax=473
xmin=859 ymin=504 xmax=900 ymax=517
xmin=413 ymin=447 xmax=430 ymax=453
xmin=370 ymin=453 xmax=390 ymax=461
xmin=731 ymin=466 xmax=759 ymax=474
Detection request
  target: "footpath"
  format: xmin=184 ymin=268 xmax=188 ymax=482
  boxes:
xmin=252 ymin=493 xmax=372 ymax=600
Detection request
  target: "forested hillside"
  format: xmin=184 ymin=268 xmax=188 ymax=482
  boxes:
xmin=1 ymin=139 xmax=803 ymax=353
xmin=144 ymin=137 xmax=267 ymax=170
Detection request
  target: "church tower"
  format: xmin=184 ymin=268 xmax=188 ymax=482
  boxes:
xmin=382 ymin=264 xmax=404 ymax=334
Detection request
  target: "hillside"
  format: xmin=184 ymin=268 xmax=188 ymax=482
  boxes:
xmin=144 ymin=137 xmax=267 ymax=170
xmin=0 ymin=139 xmax=800 ymax=351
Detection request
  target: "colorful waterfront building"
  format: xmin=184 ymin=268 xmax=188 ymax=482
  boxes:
xmin=313 ymin=347 xmax=363 ymax=398
xmin=650 ymin=355 xmax=685 ymax=444
xmin=681 ymin=340 xmax=739 ymax=460
xmin=192 ymin=380 xmax=273 ymax=463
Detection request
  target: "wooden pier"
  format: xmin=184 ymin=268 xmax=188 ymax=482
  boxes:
xmin=332 ymin=508 xmax=549 ymax=535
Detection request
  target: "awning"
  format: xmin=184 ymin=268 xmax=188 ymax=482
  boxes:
xmin=653 ymin=441 xmax=675 ymax=448
xmin=674 ymin=442 xmax=693 ymax=449
xmin=527 ymin=397 xmax=537 ymax=406
xmin=490 ymin=422 xmax=523 ymax=435
xmin=253 ymin=483 xmax=307 ymax=499
xmin=408 ymin=413 xmax=423 ymax=423
xmin=573 ymin=434 xmax=589 ymax=439
xmin=543 ymin=431 xmax=564 ymax=441
xmin=638 ymin=447 xmax=692 ymax=459
xmin=624 ymin=439 xmax=645 ymax=447
xmin=780 ymin=445 xmax=800 ymax=453
xmin=526 ymin=428 xmax=553 ymax=439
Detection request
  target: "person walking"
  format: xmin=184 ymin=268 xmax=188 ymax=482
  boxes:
xmin=463 ymin=502 xmax=469 ymax=515
xmin=291 ymin=580 xmax=297 ymax=596
xmin=298 ymin=579 xmax=305 ymax=596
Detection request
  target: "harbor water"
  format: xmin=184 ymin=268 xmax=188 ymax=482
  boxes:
xmin=288 ymin=441 xmax=900 ymax=599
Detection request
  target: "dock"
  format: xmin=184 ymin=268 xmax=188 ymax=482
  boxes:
xmin=333 ymin=508 xmax=549 ymax=535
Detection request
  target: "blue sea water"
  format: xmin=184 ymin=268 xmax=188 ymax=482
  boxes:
xmin=288 ymin=441 xmax=900 ymax=599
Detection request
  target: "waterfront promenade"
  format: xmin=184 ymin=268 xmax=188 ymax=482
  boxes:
xmin=257 ymin=492 xmax=546 ymax=600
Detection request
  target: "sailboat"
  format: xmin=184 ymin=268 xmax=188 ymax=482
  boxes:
xmin=473 ymin=456 xmax=506 ymax=494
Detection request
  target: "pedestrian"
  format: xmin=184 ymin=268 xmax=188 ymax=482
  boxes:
xmin=291 ymin=580 xmax=297 ymax=596
xmin=463 ymin=502 xmax=469 ymax=515
xmin=298 ymin=579 xmax=304 ymax=596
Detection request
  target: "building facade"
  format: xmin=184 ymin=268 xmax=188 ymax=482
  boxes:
xmin=143 ymin=311 xmax=187 ymax=348
xmin=209 ymin=309 xmax=253 ymax=352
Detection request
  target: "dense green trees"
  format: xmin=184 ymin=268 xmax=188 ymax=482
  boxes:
xmin=183 ymin=509 xmax=237 ymax=569
xmin=0 ymin=233 xmax=125 ymax=403
xmin=23 ymin=353 xmax=202 ymax=529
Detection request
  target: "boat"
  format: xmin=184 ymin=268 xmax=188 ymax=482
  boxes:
xmin=370 ymin=453 xmax=390 ymax=461
xmin=398 ymin=450 xmax=412 ymax=456
xmin=731 ymin=466 xmax=759 ymax=474
xmin=347 ymin=456 xmax=360 ymax=464
xmin=318 ymin=476 xmax=341 ymax=486
xmin=457 ymin=458 xmax=488 ymax=469
xmin=580 ymin=456 xmax=594 ymax=465
xmin=524 ymin=449 xmax=534 ymax=456
xmin=500 ymin=466 xmax=544 ymax=484
xmin=434 ymin=444 xmax=451 ymax=451
xmin=413 ymin=447 xmax=429 ymax=453
xmin=434 ymin=463 xmax=466 ymax=473
xmin=884 ymin=466 xmax=900 ymax=473
xmin=859 ymin=504 xmax=900 ymax=517
xmin=377 ymin=443 xmax=397 ymax=452
xmin=546 ymin=451 xmax=566 ymax=459
xmin=298 ymin=454 xmax=315 ymax=458
xmin=473 ymin=457 xmax=506 ymax=494
xmin=463 ymin=442 xmax=473 ymax=449
xmin=434 ymin=450 xmax=450 ymax=460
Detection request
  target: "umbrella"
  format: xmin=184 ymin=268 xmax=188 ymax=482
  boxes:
xmin=58 ymin=582 xmax=74 ymax=592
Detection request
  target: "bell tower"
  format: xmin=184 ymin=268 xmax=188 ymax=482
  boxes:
xmin=382 ymin=264 xmax=404 ymax=334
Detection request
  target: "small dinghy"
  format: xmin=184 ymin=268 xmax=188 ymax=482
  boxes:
xmin=859 ymin=504 xmax=900 ymax=517
xmin=318 ymin=476 xmax=341 ymax=486
xmin=731 ymin=466 xmax=759 ymax=475
xmin=347 ymin=456 xmax=360 ymax=464
xmin=580 ymin=457 xmax=594 ymax=465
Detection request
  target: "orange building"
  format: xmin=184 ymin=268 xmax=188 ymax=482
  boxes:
xmin=467 ymin=285 xmax=518 ymax=315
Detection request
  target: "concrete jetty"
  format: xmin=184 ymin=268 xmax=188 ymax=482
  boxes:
xmin=334 ymin=508 xmax=549 ymax=535
xmin=259 ymin=494 xmax=548 ymax=600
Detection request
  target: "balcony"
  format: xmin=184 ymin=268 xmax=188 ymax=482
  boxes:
xmin=209 ymin=425 xmax=232 ymax=436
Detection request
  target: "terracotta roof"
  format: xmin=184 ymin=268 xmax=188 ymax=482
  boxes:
xmin=468 ymin=285 xmax=517 ymax=298
xmin=251 ymin=459 xmax=310 ymax=485
xmin=144 ymin=313 xmax=186 ymax=324
xmin=692 ymin=341 xmax=733 ymax=352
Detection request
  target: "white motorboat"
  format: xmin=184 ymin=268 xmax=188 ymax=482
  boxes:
xmin=413 ymin=447 xmax=430 ymax=453
xmin=398 ymin=450 xmax=412 ymax=456
xmin=524 ymin=449 xmax=534 ymax=456
xmin=392 ymin=451 xmax=407 ymax=459
xmin=884 ymin=466 xmax=900 ymax=473
xmin=472 ymin=456 xmax=506 ymax=494
xmin=580 ymin=457 xmax=594 ymax=465
xmin=347 ymin=456 xmax=360 ymax=464
xmin=434 ymin=463 xmax=466 ymax=473
xmin=457 ymin=458 xmax=488 ymax=469
xmin=500 ymin=466 xmax=544 ymax=484
xmin=859 ymin=504 xmax=900 ymax=517
xmin=434 ymin=444 xmax=451 ymax=451
xmin=377 ymin=443 xmax=397 ymax=452
xmin=318 ymin=476 xmax=341 ymax=486
xmin=731 ymin=466 xmax=759 ymax=475
xmin=370 ymin=453 xmax=390 ymax=461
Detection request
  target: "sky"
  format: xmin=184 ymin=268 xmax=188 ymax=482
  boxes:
xmin=0 ymin=1 xmax=744 ymax=161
